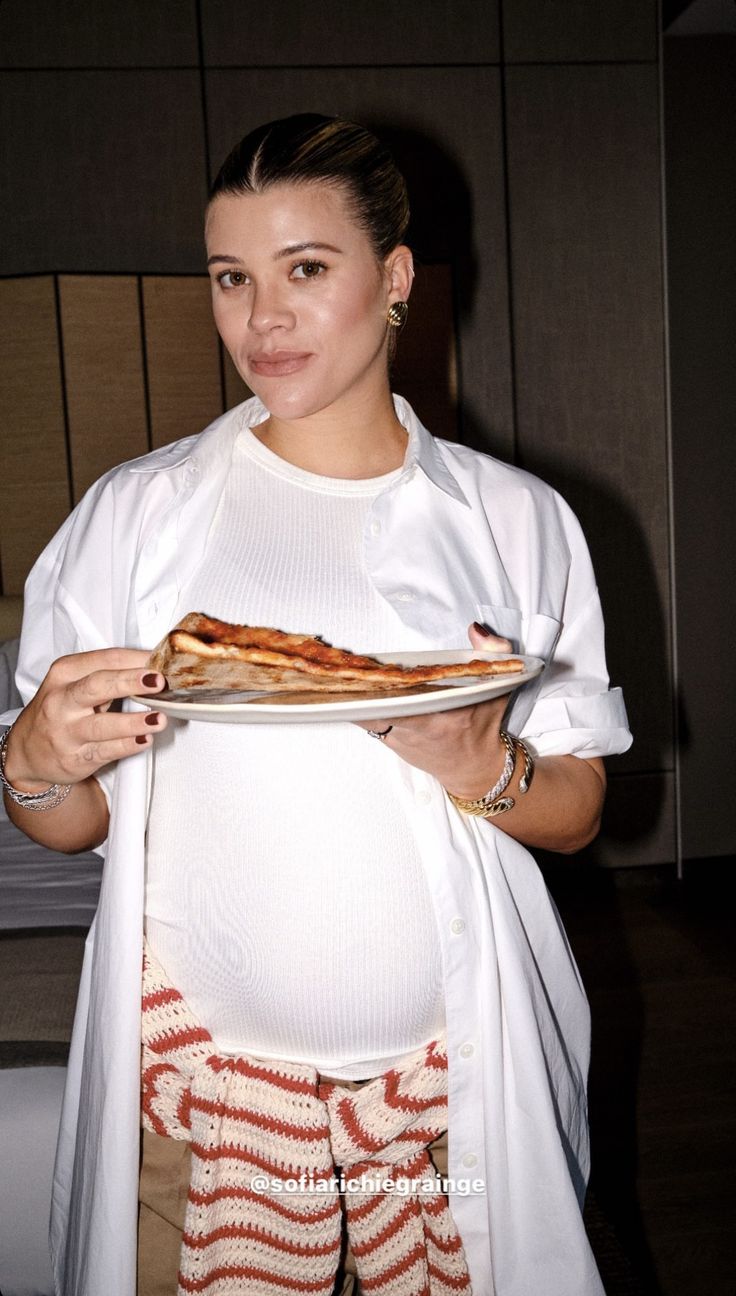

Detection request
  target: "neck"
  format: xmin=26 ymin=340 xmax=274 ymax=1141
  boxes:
xmin=252 ymin=388 xmax=408 ymax=479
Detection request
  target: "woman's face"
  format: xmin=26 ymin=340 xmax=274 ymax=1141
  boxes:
xmin=205 ymin=182 xmax=411 ymax=423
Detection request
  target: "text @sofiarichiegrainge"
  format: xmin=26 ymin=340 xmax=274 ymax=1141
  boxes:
xmin=248 ymin=1170 xmax=486 ymax=1196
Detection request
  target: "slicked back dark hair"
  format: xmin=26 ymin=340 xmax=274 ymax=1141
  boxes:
xmin=209 ymin=113 xmax=410 ymax=261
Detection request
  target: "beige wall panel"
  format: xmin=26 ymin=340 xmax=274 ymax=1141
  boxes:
xmin=392 ymin=263 xmax=458 ymax=443
xmin=143 ymin=278 xmax=223 ymax=449
xmin=505 ymin=66 xmax=670 ymax=779
xmin=0 ymin=596 xmax=24 ymax=640
xmin=59 ymin=276 xmax=148 ymax=500
xmin=3 ymin=483 xmax=74 ymax=599
xmin=0 ymin=276 xmax=70 ymax=595
xmin=206 ymin=66 xmax=513 ymax=456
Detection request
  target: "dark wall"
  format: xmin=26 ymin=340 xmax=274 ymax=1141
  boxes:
xmin=664 ymin=35 xmax=736 ymax=863
xmin=2 ymin=1 xmax=713 ymax=868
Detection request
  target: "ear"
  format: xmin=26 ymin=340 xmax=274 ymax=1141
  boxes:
xmin=384 ymin=245 xmax=414 ymax=306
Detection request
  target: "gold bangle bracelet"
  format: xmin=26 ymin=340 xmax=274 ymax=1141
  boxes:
xmin=446 ymin=734 xmax=535 ymax=820
xmin=445 ymin=730 xmax=515 ymax=815
xmin=515 ymin=737 xmax=534 ymax=794
xmin=446 ymin=790 xmax=516 ymax=818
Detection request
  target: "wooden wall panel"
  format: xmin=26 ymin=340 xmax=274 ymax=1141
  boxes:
xmin=0 ymin=2 xmax=680 ymax=869
xmin=665 ymin=37 xmax=736 ymax=861
xmin=206 ymin=66 xmax=513 ymax=456
xmin=392 ymin=263 xmax=458 ymax=443
xmin=0 ymin=596 xmax=23 ymax=640
xmin=222 ymin=349 xmax=251 ymax=413
xmin=201 ymin=0 xmax=499 ymax=65
xmin=0 ymin=0 xmax=198 ymax=66
xmin=59 ymin=275 xmax=148 ymax=500
xmin=592 ymin=773 xmax=677 ymax=869
xmin=0 ymin=277 xmax=70 ymax=596
xmin=142 ymin=277 xmax=223 ymax=449
xmin=0 ymin=71 xmax=207 ymax=274
xmin=503 ymin=0 xmax=657 ymax=63
xmin=505 ymin=65 xmax=670 ymax=778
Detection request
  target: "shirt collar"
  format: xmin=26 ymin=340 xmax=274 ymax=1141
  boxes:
xmin=129 ymin=393 xmax=470 ymax=508
xmin=391 ymin=394 xmax=470 ymax=508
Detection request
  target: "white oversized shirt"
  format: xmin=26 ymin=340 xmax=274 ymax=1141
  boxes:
xmin=8 ymin=395 xmax=632 ymax=1295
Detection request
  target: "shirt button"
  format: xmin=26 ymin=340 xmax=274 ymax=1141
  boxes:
xmin=462 ymin=1153 xmax=478 ymax=1169
xmin=370 ymin=520 xmax=381 ymax=536
xmin=450 ymin=917 xmax=466 ymax=935
xmin=459 ymin=1042 xmax=475 ymax=1060
xmin=396 ymin=591 xmax=416 ymax=603
xmin=415 ymin=789 xmax=432 ymax=806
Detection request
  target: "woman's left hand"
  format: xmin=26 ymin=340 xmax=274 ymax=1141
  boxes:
xmin=355 ymin=621 xmax=608 ymax=853
xmin=353 ymin=622 xmax=513 ymax=800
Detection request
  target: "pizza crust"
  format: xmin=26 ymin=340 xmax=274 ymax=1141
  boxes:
xmin=147 ymin=612 xmax=525 ymax=693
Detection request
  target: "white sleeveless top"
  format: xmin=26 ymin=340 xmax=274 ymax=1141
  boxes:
xmin=144 ymin=427 xmax=446 ymax=1078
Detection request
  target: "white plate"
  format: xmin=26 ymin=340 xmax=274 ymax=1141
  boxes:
xmin=132 ymin=651 xmax=544 ymax=724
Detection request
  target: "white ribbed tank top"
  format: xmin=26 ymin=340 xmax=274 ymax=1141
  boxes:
xmin=144 ymin=427 xmax=445 ymax=1079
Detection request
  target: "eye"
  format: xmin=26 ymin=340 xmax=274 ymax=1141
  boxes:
xmin=215 ymin=269 xmax=248 ymax=289
xmin=291 ymin=259 xmax=327 ymax=280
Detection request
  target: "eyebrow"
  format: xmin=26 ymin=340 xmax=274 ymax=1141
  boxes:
xmin=275 ymin=241 xmax=342 ymax=260
xmin=207 ymin=242 xmax=343 ymax=268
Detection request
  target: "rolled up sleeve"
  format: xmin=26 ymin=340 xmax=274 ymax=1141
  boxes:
xmin=517 ymin=588 xmax=632 ymax=759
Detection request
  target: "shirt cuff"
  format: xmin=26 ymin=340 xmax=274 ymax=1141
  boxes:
xmin=520 ymin=687 xmax=633 ymax=759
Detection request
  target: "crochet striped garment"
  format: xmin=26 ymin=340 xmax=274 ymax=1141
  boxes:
xmin=141 ymin=942 xmax=472 ymax=1295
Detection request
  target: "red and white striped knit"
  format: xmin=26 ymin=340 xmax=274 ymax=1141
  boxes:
xmin=141 ymin=943 xmax=472 ymax=1295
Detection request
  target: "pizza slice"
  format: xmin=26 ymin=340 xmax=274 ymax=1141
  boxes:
xmin=146 ymin=612 xmax=525 ymax=693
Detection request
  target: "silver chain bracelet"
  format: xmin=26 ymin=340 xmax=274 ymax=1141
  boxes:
xmin=0 ymin=724 xmax=73 ymax=812
xmin=479 ymin=729 xmax=517 ymax=805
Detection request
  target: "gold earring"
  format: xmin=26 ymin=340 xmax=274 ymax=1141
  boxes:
xmin=387 ymin=301 xmax=409 ymax=329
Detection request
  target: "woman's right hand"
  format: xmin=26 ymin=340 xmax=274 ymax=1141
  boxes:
xmin=3 ymin=649 xmax=167 ymax=793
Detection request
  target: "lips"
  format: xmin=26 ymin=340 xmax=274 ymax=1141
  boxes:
xmin=249 ymin=351 xmax=313 ymax=377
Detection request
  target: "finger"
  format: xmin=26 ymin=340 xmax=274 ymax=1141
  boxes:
xmin=70 ymin=728 xmax=163 ymax=773
xmin=67 ymin=666 xmax=166 ymax=712
xmin=468 ymin=622 xmax=513 ymax=653
xmin=81 ymin=708 xmax=168 ymax=745
xmin=49 ymin=648 xmax=153 ymax=686
xmin=355 ymin=698 xmax=504 ymax=744
xmin=62 ymin=710 xmax=168 ymax=778
xmin=8 ymin=704 xmax=168 ymax=787
xmin=354 ymin=704 xmax=478 ymax=736
xmin=353 ymin=718 xmax=396 ymax=735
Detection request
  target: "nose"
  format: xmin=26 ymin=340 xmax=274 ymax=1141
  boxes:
xmin=247 ymin=282 xmax=295 ymax=334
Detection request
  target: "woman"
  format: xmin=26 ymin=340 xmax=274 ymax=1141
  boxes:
xmin=1 ymin=115 xmax=631 ymax=1295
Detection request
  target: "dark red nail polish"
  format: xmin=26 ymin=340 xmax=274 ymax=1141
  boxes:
xmin=135 ymin=735 xmax=149 ymax=745
xmin=144 ymin=712 xmax=160 ymax=726
xmin=142 ymin=673 xmax=160 ymax=688
xmin=473 ymin=621 xmax=494 ymax=637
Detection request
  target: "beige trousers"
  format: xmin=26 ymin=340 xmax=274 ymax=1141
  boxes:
xmin=137 ymin=1074 xmax=449 ymax=1296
